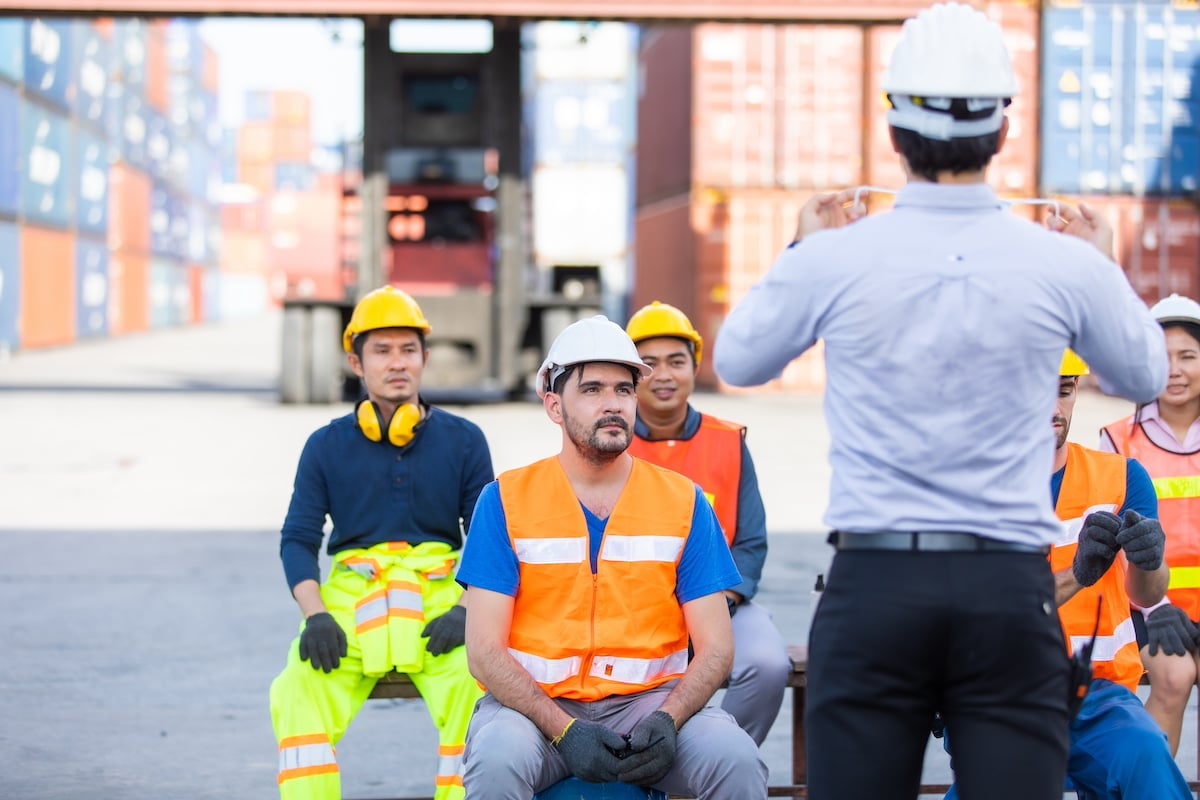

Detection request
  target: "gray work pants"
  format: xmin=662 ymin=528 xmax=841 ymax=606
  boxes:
xmin=722 ymin=600 xmax=791 ymax=745
xmin=461 ymin=683 xmax=768 ymax=799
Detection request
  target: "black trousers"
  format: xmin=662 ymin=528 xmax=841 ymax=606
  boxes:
xmin=806 ymin=549 xmax=1070 ymax=800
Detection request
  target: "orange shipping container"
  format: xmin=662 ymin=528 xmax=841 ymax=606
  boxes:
xmin=145 ymin=20 xmax=170 ymax=112
xmin=21 ymin=225 xmax=76 ymax=348
xmin=201 ymin=42 xmax=219 ymax=94
xmin=238 ymin=162 xmax=275 ymax=196
xmin=108 ymin=250 xmax=150 ymax=335
xmin=272 ymin=91 xmax=311 ymax=127
xmin=273 ymin=124 xmax=312 ymax=164
xmin=220 ymin=229 xmax=269 ymax=276
xmin=238 ymin=122 xmax=275 ymax=164
xmin=108 ymin=163 xmax=152 ymax=254
xmin=189 ymin=264 xmax=205 ymax=323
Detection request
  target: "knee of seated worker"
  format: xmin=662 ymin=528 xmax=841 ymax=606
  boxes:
xmin=1146 ymin=653 xmax=1198 ymax=700
xmin=1100 ymin=723 xmax=1175 ymax=776
xmin=679 ymin=715 xmax=764 ymax=782
xmin=465 ymin=712 xmax=544 ymax=770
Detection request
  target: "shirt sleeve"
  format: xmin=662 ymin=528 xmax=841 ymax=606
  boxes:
xmin=729 ymin=437 xmax=768 ymax=600
xmin=279 ymin=429 xmax=331 ymax=592
xmin=676 ymin=487 xmax=743 ymax=605
xmin=459 ymin=425 xmax=495 ymax=534
xmin=1119 ymin=458 xmax=1159 ymax=519
xmin=456 ymin=482 xmax=520 ymax=596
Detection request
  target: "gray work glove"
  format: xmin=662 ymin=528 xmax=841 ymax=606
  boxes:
xmin=1072 ymin=511 xmax=1121 ymax=588
xmin=298 ymin=612 xmax=347 ymax=673
xmin=1117 ymin=510 xmax=1166 ymax=572
xmin=554 ymin=719 xmax=627 ymax=783
xmin=421 ymin=605 xmax=467 ymax=656
xmin=616 ymin=710 xmax=677 ymax=787
xmin=1146 ymin=605 xmax=1198 ymax=657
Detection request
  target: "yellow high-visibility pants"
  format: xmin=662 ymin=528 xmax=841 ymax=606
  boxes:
xmin=270 ymin=545 xmax=482 ymax=800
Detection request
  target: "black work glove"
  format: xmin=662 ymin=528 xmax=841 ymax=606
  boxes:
xmin=1117 ymin=510 xmax=1166 ymax=571
xmin=1072 ymin=511 xmax=1121 ymax=587
xmin=421 ymin=605 xmax=467 ymax=656
xmin=553 ymin=718 xmax=627 ymax=783
xmin=616 ymin=710 xmax=677 ymax=787
xmin=298 ymin=612 xmax=347 ymax=673
xmin=1146 ymin=605 xmax=1198 ymax=657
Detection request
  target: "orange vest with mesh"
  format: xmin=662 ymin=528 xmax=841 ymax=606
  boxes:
xmin=497 ymin=456 xmax=696 ymax=701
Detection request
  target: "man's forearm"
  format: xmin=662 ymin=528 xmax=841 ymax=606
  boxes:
xmin=292 ymin=579 xmax=327 ymax=617
xmin=468 ymin=645 xmax=572 ymax=739
xmin=1054 ymin=569 xmax=1084 ymax=608
xmin=657 ymin=642 xmax=733 ymax=727
xmin=1127 ymin=562 xmax=1170 ymax=609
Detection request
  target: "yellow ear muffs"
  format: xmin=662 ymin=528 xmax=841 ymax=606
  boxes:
xmin=356 ymin=400 xmax=421 ymax=447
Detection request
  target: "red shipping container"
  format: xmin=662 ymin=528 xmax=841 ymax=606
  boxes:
xmin=220 ymin=199 xmax=266 ymax=232
xmin=272 ymin=91 xmax=311 ymax=127
xmin=108 ymin=249 xmax=150 ymax=335
xmin=220 ymin=229 xmax=269 ymax=276
xmin=238 ymin=162 xmax=275 ymax=196
xmin=108 ymin=163 xmax=152 ymax=254
xmin=145 ymin=20 xmax=170 ymax=113
xmin=1082 ymin=197 xmax=1200 ymax=306
xmin=20 ymin=224 xmax=76 ymax=348
xmin=632 ymin=194 xmax=694 ymax=315
xmin=636 ymin=28 xmax=693 ymax=204
xmin=273 ymin=124 xmax=312 ymax=164
xmin=238 ymin=122 xmax=274 ymax=164
xmin=201 ymin=42 xmax=219 ymax=94
xmin=189 ymin=264 xmax=205 ymax=323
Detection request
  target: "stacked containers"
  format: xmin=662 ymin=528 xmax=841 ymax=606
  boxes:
xmin=0 ymin=22 xmax=21 ymax=354
xmin=635 ymin=4 xmax=1041 ymax=391
xmin=523 ymin=22 xmax=638 ymax=322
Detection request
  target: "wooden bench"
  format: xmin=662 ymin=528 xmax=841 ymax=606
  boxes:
xmin=366 ymin=648 xmax=1200 ymax=799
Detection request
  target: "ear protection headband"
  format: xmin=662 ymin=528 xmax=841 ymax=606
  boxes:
xmin=356 ymin=400 xmax=421 ymax=447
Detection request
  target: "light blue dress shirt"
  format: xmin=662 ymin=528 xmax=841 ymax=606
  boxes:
xmin=713 ymin=183 xmax=1168 ymax=547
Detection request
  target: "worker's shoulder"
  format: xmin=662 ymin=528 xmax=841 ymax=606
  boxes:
xmin=697 ymin=411 xmax=746 ymax=435
xmin=1067 ymin=440 xmax=1128 ymax=469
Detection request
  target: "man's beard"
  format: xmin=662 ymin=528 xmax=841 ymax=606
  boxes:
xmin=564 ymin=410 xmax=631 ymax=466
xmin=1053 ymin=416 xmax=1070 ymax=450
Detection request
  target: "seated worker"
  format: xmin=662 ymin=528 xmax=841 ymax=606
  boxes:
xmin=624 ymin=300 xmax=790 ymax=745
xmin=945 ymin=350 xmax=1189 ymax=800
xmin=457 ymin=316 xmax=768 ymax=799
xmin=269 ymin=286 xmax=494 ymax=800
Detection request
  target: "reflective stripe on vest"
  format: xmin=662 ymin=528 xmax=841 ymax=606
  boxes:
xmin=499 ymin=456 xmax=694 ymax=701
xmin=1052 ymin=442 xmax=1143 ymax=692
xmin=436 ymin=743 xmax=465 ymax=788
xmin=278 ymin=733 xmax=338 ymax=784
xmin=1105 ymin=417 xmax=1200 ymax=621
xmin=354 ymin=582 xmax=424 ymax=635
xmin=627 ymin=414 xmax=744 ymax=546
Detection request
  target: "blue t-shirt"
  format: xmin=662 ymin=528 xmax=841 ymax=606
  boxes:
xmin=457 ymin=481 xmax=741 ymax=605
xmin=1050 ymin=456 xmax=1157 ymax=517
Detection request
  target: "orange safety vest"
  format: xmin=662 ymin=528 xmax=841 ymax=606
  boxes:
xmin=1051 ymin=442 xmax=1142 ymax=692
xmin=627 ymin=414 xmax=744 ymax=546
xmin=1105 ymin=415 xmax=1200 ymax=621
xmin=497 ymin=456 xmax=695 ymax=701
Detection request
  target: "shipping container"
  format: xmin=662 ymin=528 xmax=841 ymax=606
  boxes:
xmin=186 ymin=200 xmax=208 ymax=263
xmin=238 ymin=121 xmax=274 ymax=164
xmin=115 ymin=91 xmax=150 ymax=171
xmin=267 ymin=189 xmax=342 ymax=299
xmin=20 ymin=98 xmax=72 ymax=228
xmin=0 ymin=81 xmax=20 ymax=217
xmin=150 ymin=257 xmax=189 ymax=328
xmin=1081 ymin=196 xmax=1200 ymax=304
xmin=632 ymin=194 xmax=693 ymax=315
xmin=0 ymin=18 xmax=24 ymax=82
xmin=111 ymin=19 xmax=147 ymax=97
xmin=636 ymin=28 xmax=692 ymax=204
xmin=188 ymin=263 xmax=205 ymax=323
xmin=24 ymin=18 xmax=74 ymax=111
xmin=273 ymin=91 xmax=311 ymax=126
xmin=145 ymin=105 xmax=173 ymax=181
xmin=71 ymin=20 xmax=109 ymax=129
xmin=533 ymin=163 xmax=629 ymax=266
xmin=201 ymin=42 xmax=219 ymax=94
xmin=1042 ymin=2 xmax=1200 ymax=196
xmin=219 ymin=229 xmax=269 ymax=276
xmin=0 ymin=220 xmax=18 ymax=354
xmin=531 ymin=80 xmax=633 ymax=165
xmin=150 ymin=180 xmax=188 ymax=259
xmin=274 ymin=124 xmax=312 ymax=164
xmin=211 ymin=272 xmax=269 ymax=320
xmin=244 ymin=89 xmax=273 ymax=123
xmin=108 ymin=248 xmax=149 ymax=335
xmin=74 ymin=126 xmax=108 ymax=235
xmin=201 ymin=264 xmax=221 ymax=322
xmin=274 ymin=161 xmax=314 ymax=192
xmin=144 ymin=20 xmax=170 ymax=113
xmin=166 ymin=19 xmax=205 ymax=77
xmin=20 ymin=224 xmax=75 ymax=348
xmin=108 ymin=162 xmax=151 ymax=253
xmin=528 ymin=21 xmax=636 ymax=82
xmin=76 ymin=233 xmax=109 ymax=338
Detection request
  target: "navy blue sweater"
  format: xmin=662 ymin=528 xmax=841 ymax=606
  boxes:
xmin=280 ymin=406 xmax=494 ymax=591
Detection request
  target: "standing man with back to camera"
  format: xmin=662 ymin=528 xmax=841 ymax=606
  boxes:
xmin=713 ymin=4 xmax=1167 ymax=799
xmin=270 ymin=286 xmax=494 ymax=800
xmin=625 ymin=300 xmax=791 ymax=746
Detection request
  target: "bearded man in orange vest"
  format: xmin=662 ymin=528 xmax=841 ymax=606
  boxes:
xmin=624 ymin=301 xmax=790 ymax=746
xmin=943 ymin=350 xmax=1189 ymax=799
xmin=456 ymin=316 xmax=768 ymax=799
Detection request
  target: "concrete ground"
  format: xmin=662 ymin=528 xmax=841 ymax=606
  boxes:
xmin=0 ymin=312 xmax=1193 ymax=799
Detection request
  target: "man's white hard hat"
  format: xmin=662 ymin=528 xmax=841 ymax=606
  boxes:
xmin=1151 ymin=293 xmax=1200 ymax=327
xmin=536 ymin=315 xmax=653 ymax=399
xmin=882 ymin=2 xmax=1019 ymax=98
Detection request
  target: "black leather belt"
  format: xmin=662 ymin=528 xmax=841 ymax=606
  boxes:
xmin=832 ymin=531 xmax=1049 ymax=555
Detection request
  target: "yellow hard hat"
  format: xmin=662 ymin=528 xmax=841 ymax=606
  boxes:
xmin=625 ymin=301 xmax=704 ymax=365
xmin=1060 ymin=349 xmax=1089 ymax=377
xmin=342 ymin=286 xmax=432 ymax=353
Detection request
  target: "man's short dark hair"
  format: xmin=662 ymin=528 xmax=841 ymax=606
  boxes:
xmin=551 ymin=363 xmax=641 ymax=396
xmin=888 ymin=97 xmax=1006 ymax=181
xmin=352 ymin=327 xmax=427 ymax=360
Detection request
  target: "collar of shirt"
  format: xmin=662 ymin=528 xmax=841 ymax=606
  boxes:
xmin=633 ymin=404 xmax=702 ymax=441
xmin=893 ymin=182 xmax=1004 ymax=212
xmin=1135 ymin=401 xmax=1200 ymax=452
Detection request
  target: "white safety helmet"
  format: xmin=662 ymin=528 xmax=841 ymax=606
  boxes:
xmin=536 ymin=315 xmax=653 ymax=399
xmin=882 ymin=2 xmax=1018 ymax=140
xmin=1151 ymin=293 xmax=1200 ymax=327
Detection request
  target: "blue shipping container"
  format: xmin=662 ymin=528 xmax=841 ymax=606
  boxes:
xmin=0 ymin=18 xmax=24 ymax=82
xmin=72 ymin=22 xmax=110 ymax=129
xmin=110 ymin=19 xmax=147 ymax=97
xmin=74 ymin=126 xmax=109 ymax=235
xmin=149 ymin=257 xmax=189 ymax=327
xmin=24 ymin=18 xmax=74 ymax=111
xmin=0 ymin=81 xmax=20 ymax=217
xmin=1042 ymin=3 xmax=1200 ymax=195
xmin=0 ymin=220 xmax=18 ymax=353
xmin=145 ymin=104 xmax=172 ymax=182
xmin=186 ymin=200 xmax=208 ymax=263
xmin=531 ymin=80 xmax=634 ymax=166
xmin=118 ymin=92 xmax=150 ymax=171
xmin=20 ymin=98 xmax=72 ymax=228
xmin=76 ymin=234 xmax=109 ymax=338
